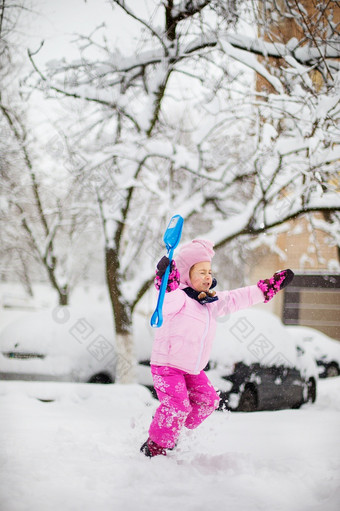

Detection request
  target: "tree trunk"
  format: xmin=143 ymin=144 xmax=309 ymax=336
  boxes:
xmin=105 ymin=247 xmax=136 ymax=383
xmin=18 ymin=253 xmax=34 ymax=298
xmin=59 ymin=286 xmax=68 ymax=306
xmin=44 ymin=259 xmax=69 ymax=306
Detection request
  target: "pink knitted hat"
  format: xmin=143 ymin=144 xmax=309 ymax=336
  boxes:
xmin=176 ymin=239 xmax=215 ymax=287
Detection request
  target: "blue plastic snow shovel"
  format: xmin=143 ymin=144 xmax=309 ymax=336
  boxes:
xmin=150 ymin=214 xmax=184 ymax=328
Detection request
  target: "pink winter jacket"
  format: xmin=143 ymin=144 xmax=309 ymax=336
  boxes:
xmin=151 ymin=286 xmax=265 ymax=374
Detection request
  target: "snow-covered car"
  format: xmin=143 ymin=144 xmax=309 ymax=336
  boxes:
xmin=207 ymin=309 xmax=318 ymax=412
xmin=286 ymin=325 xmax=340 ymax=378
xmin=0 ymin=307 xmax=117 ymax=384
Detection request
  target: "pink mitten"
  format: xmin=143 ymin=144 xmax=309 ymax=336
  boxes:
xmin=257 ymin=269 xmax=294 ymax=303
xmin=154 ymin=256 xmax=180 ymax=293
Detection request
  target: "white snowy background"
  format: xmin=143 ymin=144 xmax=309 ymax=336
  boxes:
xmin=1 ymin=2 xmax=340 ymax=510
xmin=0 ymin=284 xmax=340 ymax=511
xmin=0 ymin=377 xmax=339 ymax=511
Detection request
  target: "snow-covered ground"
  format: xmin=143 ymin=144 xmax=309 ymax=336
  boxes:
xmin=0 ymin=377 xmax=339 ymax=511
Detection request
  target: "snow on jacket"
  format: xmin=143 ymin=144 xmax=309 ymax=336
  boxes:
xmin=151 ymin=285 xmax=265 ymax=374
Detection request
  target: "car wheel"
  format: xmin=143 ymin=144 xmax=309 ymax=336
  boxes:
xmin=238 ymin=386 xmax=257 ymax=412
xmin=307 ymin=378 xmax=317 ymax=403
xmin=87 ymin=373 xmax=113 ymax=384
xmin=326 ymin=363 xmax=340 ymax=378
xmin=292 ymin=401 xmax=302 ymax=409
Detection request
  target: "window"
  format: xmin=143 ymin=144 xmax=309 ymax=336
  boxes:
xmin=283 ymin=274 xmax=340 ymax=340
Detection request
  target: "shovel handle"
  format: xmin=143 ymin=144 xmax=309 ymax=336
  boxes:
xmin=150 ymin=247 xmax=174 ymax=328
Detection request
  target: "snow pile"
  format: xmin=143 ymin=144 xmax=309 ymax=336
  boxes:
xmin=0 ymin=378 xmax=340 ymax=511
xmin=287 ymin=325 xmax=340 ymax=365
xmin=0 ymin=306 xmax=114 ymax=355
xmin=0 ymin=304 xmax=115 ymax=381
xmin=212 ymin=308 xmax=300 ymax=368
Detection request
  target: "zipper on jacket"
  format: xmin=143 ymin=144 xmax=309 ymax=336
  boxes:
xmin=194 ymin=306 xmax=210 ymax=373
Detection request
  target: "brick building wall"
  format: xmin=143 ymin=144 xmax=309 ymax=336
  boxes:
xmin=250 ymin=215 xmax=340 ymax=339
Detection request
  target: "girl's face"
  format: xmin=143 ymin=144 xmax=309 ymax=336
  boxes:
xmin=189 ymin=261 xmax=213 ymax=292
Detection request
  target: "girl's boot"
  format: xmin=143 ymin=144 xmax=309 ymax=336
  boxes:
xmin=140 ymin=438 xmax=167 ymax=458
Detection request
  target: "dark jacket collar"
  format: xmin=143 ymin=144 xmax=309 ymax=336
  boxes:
xmin=183 ymin=278 xmax=219 ymax=305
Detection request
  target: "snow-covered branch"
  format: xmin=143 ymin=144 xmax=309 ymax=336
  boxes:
xmin=20 ymin=0 xmax=340 ymax=381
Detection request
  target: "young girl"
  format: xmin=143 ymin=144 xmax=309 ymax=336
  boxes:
xmin=141 ymin=239 xmax=294 ymax=457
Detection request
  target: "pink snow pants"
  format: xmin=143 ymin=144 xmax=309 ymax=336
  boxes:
xmin=149 ymin=365 xmax=220 ymax=449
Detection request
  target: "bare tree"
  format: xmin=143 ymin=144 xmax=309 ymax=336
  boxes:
xmin=27 ymin=0 xmax=340 ymax=381
xmin=0 ymin=0 xmax=99 ymax=304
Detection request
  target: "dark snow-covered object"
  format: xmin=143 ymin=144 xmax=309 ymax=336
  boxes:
xmin=0 ymin=306 xmax=116 ymax=383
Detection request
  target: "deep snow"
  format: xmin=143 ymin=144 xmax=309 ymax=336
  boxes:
xmin=0 ymin=377 xmax=339 ymax=511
